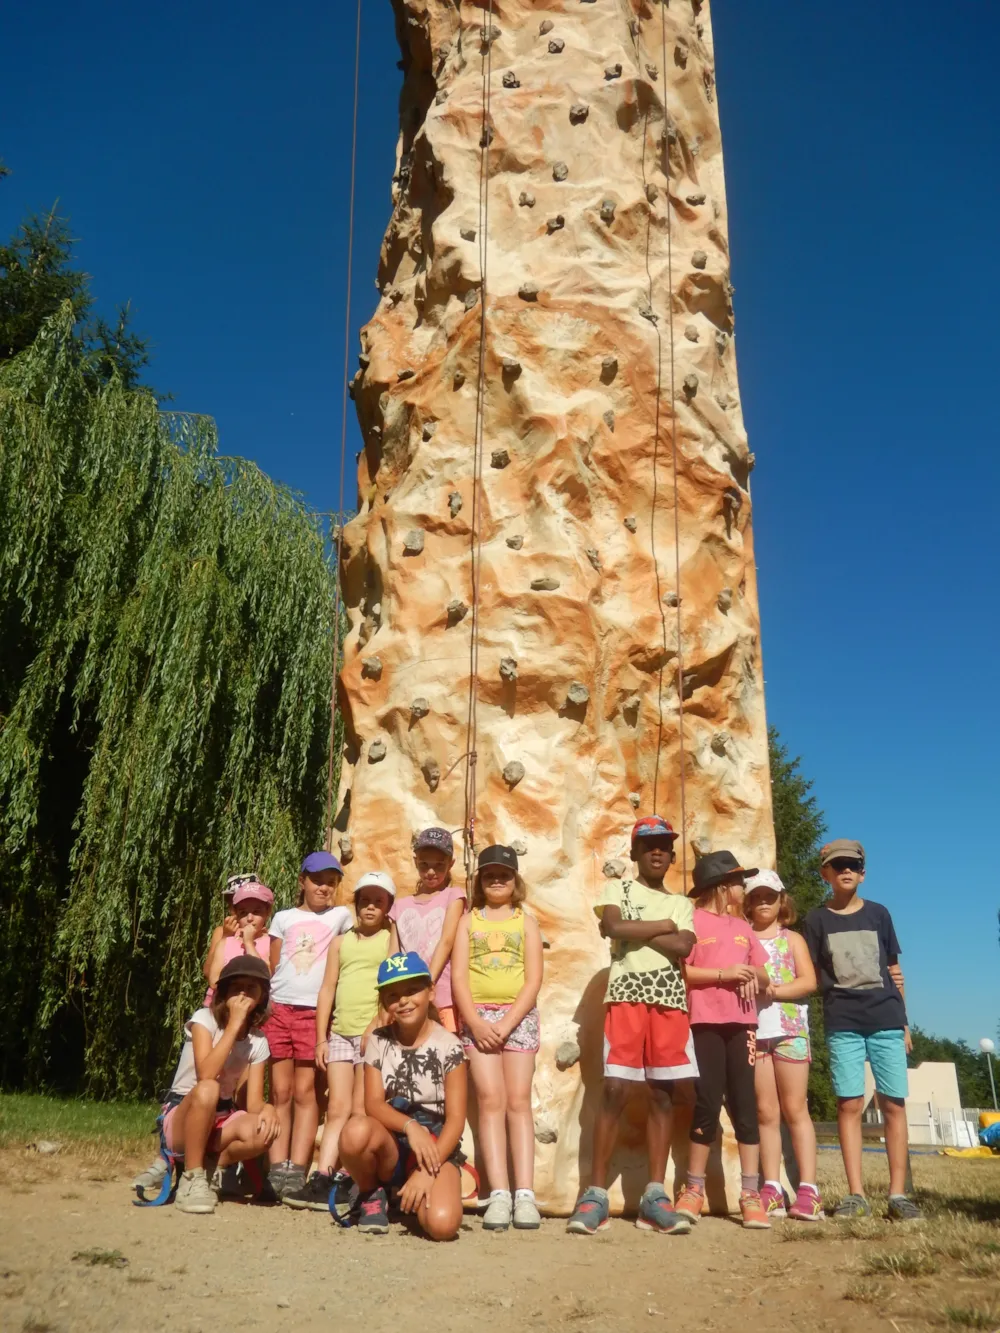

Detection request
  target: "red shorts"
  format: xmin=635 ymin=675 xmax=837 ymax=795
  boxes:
xmin=603 ymin=1002 xmax=698 ymax=1082
xmin=262 ymin=1002 xmax=317 ymax=1062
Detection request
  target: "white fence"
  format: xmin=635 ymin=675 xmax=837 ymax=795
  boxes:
xmin=864 ymin=1104 xmax=988 ymax=1148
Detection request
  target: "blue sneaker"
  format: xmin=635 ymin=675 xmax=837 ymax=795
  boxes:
xmin=566 ymin=1186 xmax=611 ymax=1235
xmin=636 ymin=1185 xmax=691 ymax=1235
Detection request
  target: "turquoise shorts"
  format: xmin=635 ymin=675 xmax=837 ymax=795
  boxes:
xmin=827 ymin=1028 xmax=908 ymax=1101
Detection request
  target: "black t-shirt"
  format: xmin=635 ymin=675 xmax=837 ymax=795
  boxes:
xmin=802 ymin=899 xmax=907 ymax=1035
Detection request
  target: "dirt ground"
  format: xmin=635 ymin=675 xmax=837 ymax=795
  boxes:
xmin=2 ymin=1149 xmax=999 ymax=1333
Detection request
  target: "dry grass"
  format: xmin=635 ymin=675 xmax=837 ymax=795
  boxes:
xmin=0 ymin=1093 xmax=157 ymax=1187
xmin=939 ymin=1303 xmax=1000 ymax=1329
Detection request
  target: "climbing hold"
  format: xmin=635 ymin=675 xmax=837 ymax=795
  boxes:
xmin=717 ymin=587 xmax=733 ymax=613
xmin=683 ymin=373 xmax=699 ymax=398
xmin=518 ymin=281 xmax=539 ymax=302
xmin=338 ymin=835 xmax=354 ymax=865
xmin=566 ymin=682 xmax=590 ymax=706
xmin=600 ymin=354 xmax=618 ymax=381
xmin=387 ymin=288 xmax=403 ymax=306
xmin=463 ymin=289 xmax=479 ymax=310
xmin=453 ymin=370 xmax=466 ymax=388
xmin=548 ymin=38 xmax=565 ymax=54
xmin=569 ymin=103 xmax=589 ymax=124
xmin=600 ymin=198 xmax=616 ymax=224
xmin=629 ymin=18 xmax=639 ymax=36
xmin=368 ymin=739 xmax=387 ymax=764
xmin=403 ymin=530 xmax=425 ymax=555
xmin=480 ymin=24 xmax=500 ymax=48
xmin=397 ymin=368 xmax=415 ymax=381
xmin=502 ymin=761 xmax=525 ymax=788
xmin=435 ymin=90 xmax=447 ymax=106
xmin=506 ymin=535 xmax=524 ymax=550
xmin=723 ymin=486 xmax=743 ymax=514
xmin=410 ymin=697 xmax=430 ymax=720
xmin=555 ymin=1040 xmax=581 ymax=1071
xmin=552 ymin=161 xmax=569 ymax=181
xmin=539 ymin=18 xmax=554 ymax=34
xmin=511 ymin=839 xmax=528 ymax=856
xmin=624 ymin=515 xmax=638 ymax=533
xmin=358 ymin=352 xmax=370 ymax=369
xmin=499 ymin=657 xmax=519 ymax=683
xmin=692 ymin=249 xmax=708 ymax=270
xmin=646 ymin=63 xmax=659 ymax=80
xmin=491 ymin=449 xmax=511 ymax=469
xmin=684 ymin=324 xmax=699 ymax=342
xmin=502 ymin=70 xmax=520 ymax=89
xmin=686 ymin=192 xmax=707 ymax=206
xmin=519 ymin=191 xmax=536 ymax=208
xmin=674 ymin=42 xmax=688 ymax=67
xmin=622 ymin=693 xmax=641 ymax=718
xmin=604 ymin=64 xmax=622 ymax=81
xmin=663 ymin=591 xmax=679 ymax=607
xmin=711 ymin=731 xmax=731 ymax=757
xmin=361 ymin=656 xmax=383 ymax=680
xmin=370 ymin=602 xmax=382 ymax=620
xmin=546 ymin=215 xmax=565 ymax=234
xmin=639 ymin=304 xmax=658 ymax=323
xmin=448 ymin=491 xmax=463 ymax=517
xmin=585 ymin=547 xmax=601 ymax=572
xmin=715 ymin=331 xmax=730 ymax=357
xmin=603 ymin=409 xmax=615 ymax=432
xmin=645 ymin=183 xmax=659 ymax=204
xmin=747 ymin=452 xmax=757 ymax=472
xmin=628 ymin=792 xmax=641 ymax=809
xmin=502 ymin=357 xmax=522 ymax=376
xmin=447 ymin=599 xmax=468 ymax=625
xmin=422 ymin=760 xmax=441 ymax=792
xmin=603 ymin=858 xmax=626 ymax=879
xmin=534 ymin=1121 xmax=558 ymax=1145
xmin=422 ymin=421 xmax=437 ymax=440
xmin=479 ymin=125 xmax=494 ymax=148
xmin=460 ymin=226 xmax=476 ymax=241
xmin=531 ymin=577 xmax=560 ymax=591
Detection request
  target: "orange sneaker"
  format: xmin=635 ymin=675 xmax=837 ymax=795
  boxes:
xmin=740 ymin=1190 xmax=771 ymax=1230
xmin=674 ymin=1184 xmax=705 ymax=1224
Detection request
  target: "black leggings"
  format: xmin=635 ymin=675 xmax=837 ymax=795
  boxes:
xmin=690 ymin=1024 xmax=759 ymax=1146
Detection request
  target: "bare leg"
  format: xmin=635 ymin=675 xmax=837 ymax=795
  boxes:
xmin=268 ymin=1059 xmax=294 ymax=1165
xmin=289 ymin=1060 xmax=320 ymax=1169
xmin=502 ymin=1050 xmax=537 ymax=1191
xmin=467 ymin=1046 xmax=509 ymax=1193
xmin=774 ymin=1059 xmax=816 ymax=1184
xmin=754 ymin=1054 xmax=782 ymax=1183
xmin=167 ymin=1081 xmax=220 ymax=1170
xmin=339 ymin=1115 xmax=399 ymax=1191
xmin=315 ymin=1061 xmax=355 ymax=1174
xmin=589 ymin=1079 xmax=628 ymax=1189
xmin=686 ymin=1140 xmax=711 ymax=1178
xmin=878 ymin=1095 xmax=909 ymax=1197
xmin=216 ymin=1113 xmax=273 ymax=1167
xmin=737 ymin=1140 xmax=760 ymax=1178
xmin=416 ymin=1161 xmax=463 ymax=1240
xmin=837 ymin=1095 xmax=865 ymax=1196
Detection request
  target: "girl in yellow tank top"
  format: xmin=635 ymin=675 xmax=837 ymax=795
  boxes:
xmin=451 ymin=845 xmax=544 ymax=1232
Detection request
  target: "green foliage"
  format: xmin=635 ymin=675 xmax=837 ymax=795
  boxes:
xmin=0 ymin=306 xmax=336 ymax=1096
xmin=909 ymin=1028 xmax=996 ymax=1109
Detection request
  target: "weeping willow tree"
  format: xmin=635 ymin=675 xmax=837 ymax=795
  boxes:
xmin=0 ymin=305 xmax=338 ymax=1096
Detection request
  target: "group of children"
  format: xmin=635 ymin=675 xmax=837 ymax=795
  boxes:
xmin=147 ymin=817 xmax=920 ymax=1237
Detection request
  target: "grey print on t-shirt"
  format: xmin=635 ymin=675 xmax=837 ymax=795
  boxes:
xmin=827 ymin=930 xmax=883 ymax=990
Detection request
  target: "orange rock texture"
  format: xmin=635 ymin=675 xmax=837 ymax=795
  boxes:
xmin=336 ymin=0 xmax=774 ymax=1214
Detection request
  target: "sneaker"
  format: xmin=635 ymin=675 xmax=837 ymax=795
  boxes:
xmin=887 ymin=1195 xmax=923 ymax=1225
xmin=330 ymin=1171 xmax=361 ymax=1226
xmin=788 ymin=1184 xmax=823 ymax=1222
xmin=566 ymin=1187 xmax=611 ymax=1235
xmin=513 ymin=1194 xmax=541 ymax=1230
xmin=357 ymin=1185 xmax=390 ymax=1234
xmin=673 ymin=1184 xmax=705 ymax=1224
xmin=276 ymin=1166 xmax=306 ymax=1201
xmin=283 ymin=1170 xmax=336 ymax=1212
xmin=739 ymin=1190 xmax=771 ymax=1230
xmin=174 ymin=1168 xmax=216 ymax=1214
xmin=255 ymin=1172 xmax=281 ymax=1205
xmin=759 ymin=1182 xmax=788 ymax=1220
xmin=636 ymin=1186 xmax=691 ymax=1235
xmin=483 ymin=1190 xmax=513 ymax=1231
xmin=833 ymin=1193 xmax=871 ymax=1220
xmin=132 ymin=1158 xmax=168 ymax=1192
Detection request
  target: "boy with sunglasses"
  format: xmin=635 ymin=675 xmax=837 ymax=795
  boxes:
xmin=802 ymin=840 xmax=920 ymax=1222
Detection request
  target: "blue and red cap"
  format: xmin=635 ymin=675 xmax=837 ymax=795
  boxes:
xmin=630 ymin=815 xmax=678 ymax=848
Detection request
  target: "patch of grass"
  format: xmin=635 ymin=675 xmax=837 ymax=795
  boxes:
xmin=940 ymin=1304 xmax=1000 ymax=1329
xmin=0 ymin=1094 xmax=156 ymax=1152
xmin=862 ymin=1247 xmax=939 ymax=1278
xmin=773 ymin=1221 xmax=827 ymax=1242
xmin=844 ymin=1277 xmax=886 ymax=1304
xmin=71 ymin=1248 xmax=128 ymax=1269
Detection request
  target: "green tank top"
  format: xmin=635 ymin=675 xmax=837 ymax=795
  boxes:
xmin=468 ymin=907 xmax=526 ymax=1005
xmin=332 ymin=928 xmax=389 ymax=1036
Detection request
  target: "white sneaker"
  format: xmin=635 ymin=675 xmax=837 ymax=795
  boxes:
xmin=174 ymin=1168 xmax=216 ymax=1214
xmin=132 ymin=1158 xmax=168 ymax=1191
xmin=483 ymin=1190 xmax=513 ymax=1231
xmin=513 ymin=1194 xmax=541 ymax=1230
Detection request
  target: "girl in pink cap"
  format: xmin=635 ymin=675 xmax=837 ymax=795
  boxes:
xmin=204 ymin=879 xmax=274 ymax=1005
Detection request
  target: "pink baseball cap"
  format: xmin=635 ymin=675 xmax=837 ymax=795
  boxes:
xmin=232 ymin=881 xmax=274 ymax=908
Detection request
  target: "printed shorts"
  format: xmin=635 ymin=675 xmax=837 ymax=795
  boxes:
xmin=604 ymin=1002 xmax=698 ymax=1082
xmin=461 ymin=1004 xmax=540 ymax=1053
xmin=757 ymin=1033 xmax=811 ymax=1064
xmin=162 ymin=1100 xmax=247 ymax=1155
xmin=262 ymin=1002 xmax=318 ymax=1062
xmin=827 ymin=1028 xmax=908 ymax=1101
xmin=327 ymin=1032 xmax=364 ymax=1065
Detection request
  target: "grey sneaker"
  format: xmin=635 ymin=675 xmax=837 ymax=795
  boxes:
xmin=513 ymin=1194 xmax=541 ymax=1230
xmin=132 ymin=1158 xmax=168 ymax=1192
xmin=833 ymin=1193 xmax=872 ymax=1220
xmin=566 ymin=1186 xmax=611 ymax=1235
xmin=887 ymin=1195 xmax=923 ymax=1224
xmin=174 ymin=1168 xmax=216 ymax=1214
xmin=276 ymin=1165 xmax=306 ymax=1200
xmin=637 ymin=1185 xmax=691 ymax=1235
xmin=483 ymin=1190 xmax=513 ymax=1231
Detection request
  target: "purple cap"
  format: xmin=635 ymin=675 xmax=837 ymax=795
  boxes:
xmin=413 ymin=827 xmax=454 ymax=856
xmin=300 ymin=850 xmax=344 ymax=876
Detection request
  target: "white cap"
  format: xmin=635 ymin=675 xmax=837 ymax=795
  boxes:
xmin=744 ymin=869 xmax=785 ymax=896
xmin=355 ymin=870 xmax=397 ymax=900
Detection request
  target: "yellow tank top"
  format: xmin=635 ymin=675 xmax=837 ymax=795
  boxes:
xmin=332 ymin=928 xmax=389 ymax=1036
xmin=468 ymin=907 xmax=526 ymax=1005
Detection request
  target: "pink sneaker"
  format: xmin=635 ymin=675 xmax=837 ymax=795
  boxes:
xmin=788 ymin=1184 xmax=823 ymax=1222
xmin=759 ymin=1182 xmax=787 ymax=1220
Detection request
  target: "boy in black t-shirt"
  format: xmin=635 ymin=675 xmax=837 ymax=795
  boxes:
xmin=803 ymin=840 xmax=921 ymax=1223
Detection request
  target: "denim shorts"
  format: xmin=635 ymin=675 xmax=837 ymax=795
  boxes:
xmin=827 ymin=1028 xmax=908 ymax=1100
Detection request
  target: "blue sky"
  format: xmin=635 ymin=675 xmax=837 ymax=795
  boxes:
xmin=3 ymin=2 xmax=997 ymax=1050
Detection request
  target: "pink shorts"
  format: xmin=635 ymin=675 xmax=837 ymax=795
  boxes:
xmin=327 ymin=1032 xmax=363 ymax=1065
xmin=262 ymin=1002 xmax=317 ymax=1062
xmin=461 ymin=1004 xmax=540 ymax=1053
xmin=161 ymin=1102 xmax=247 ymax=1155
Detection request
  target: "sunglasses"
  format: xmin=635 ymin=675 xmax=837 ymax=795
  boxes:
xmin=828 ymin=857 xmax=864 ymax=873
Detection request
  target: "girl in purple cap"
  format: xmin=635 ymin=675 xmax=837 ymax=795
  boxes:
xmin=388 ymin=828 xmax=466 ymax=1034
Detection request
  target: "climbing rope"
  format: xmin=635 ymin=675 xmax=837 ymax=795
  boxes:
xmin=462 ymin=0 xmax=495 ymax=890
xmin=325 ymin=0 xmax=363 ymax=852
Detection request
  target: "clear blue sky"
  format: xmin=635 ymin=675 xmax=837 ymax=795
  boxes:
xmin=4 ymin=2 xmax=997 ymax=1050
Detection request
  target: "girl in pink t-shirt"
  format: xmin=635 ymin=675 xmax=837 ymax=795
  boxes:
xmin=204 ymin=881 xmax=274 ymax=1005
xmin=388 ymin=828 xmax=466 ymax=1033
xmin=674 ymin=852 xmax=771 ymax=1230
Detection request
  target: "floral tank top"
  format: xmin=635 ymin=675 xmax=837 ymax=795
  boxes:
xmin=756 ymin=929 xmax=809 ymax=1043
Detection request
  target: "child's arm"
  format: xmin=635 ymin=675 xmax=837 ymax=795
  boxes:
xmin=648 ymin=929 xmax=696 ymax=961
xmin=205 ymin=934 xmax=228 ymax=988
xmin=599 ymin=905 xmax=683 ymax=942
xmin=886 ymin=955 xmax=911 ymax=1051
xmin=387 ymin=922 xmax=400 ymax=955
xmin=268 ymin=934 xmax=283 ymax=974
xmin=190 ymin=997 xmax=256 ymax=1082
xmin=428 ymin=899 xmax=466 ymax=985
xmin=202 ymin=925 xmax=225 ymax=982
xmin=684 ymin=963 xmax=758 ymax=988
xmin=769 ymin=932 xmax=817 ymax=1001
xmin=493 ymin=914 xmax=543 ymax=1042
xmin=314 ymin=936 xmax=343 ymax=1071
xmin=450 ymin=915 xmax=503 ymax=1052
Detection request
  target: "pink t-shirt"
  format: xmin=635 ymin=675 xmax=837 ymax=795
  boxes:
xmin=687 ymin=908 xmax=769 ymax=1026
xmin=203 ymin=933 xmax=271 ymax=1006
xmin=389 ymin=883 xmax=466 ymax=1009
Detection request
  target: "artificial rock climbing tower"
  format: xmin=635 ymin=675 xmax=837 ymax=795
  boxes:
xmin=337 ymin=0 xmax=773 ymax=1213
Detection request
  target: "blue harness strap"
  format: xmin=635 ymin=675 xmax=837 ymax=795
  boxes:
xmin=132 ymin=1109 xmax=182 ymax=1207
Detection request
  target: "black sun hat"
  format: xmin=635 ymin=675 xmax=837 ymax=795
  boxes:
xmin=217 ymin=955 xmax=271 ymax=993
xmin=477 ymin=844 xmax=519 ymax=874
xmin=688 ymin=850 xmax=758 ymax=897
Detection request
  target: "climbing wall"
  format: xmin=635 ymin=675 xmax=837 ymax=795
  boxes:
xmin=337 ymin=0 xmax=774 ymax=1214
